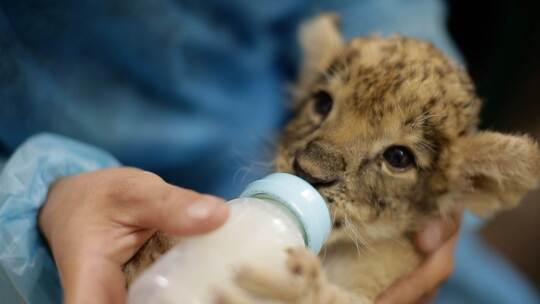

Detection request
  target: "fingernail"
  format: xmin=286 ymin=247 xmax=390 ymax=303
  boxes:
xmin=186 ymin=196 xmax=226 ymax=220
xmin=421 ymin=222 xmax=442 ymax=252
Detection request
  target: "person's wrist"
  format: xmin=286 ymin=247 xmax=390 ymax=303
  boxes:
xmin=58 ymin=256 xmax=123 ymax=304
xmin=40 ymin=174 xmax=97 ymax=302
xmin=39 ymin=176 xmax=71 ymax=240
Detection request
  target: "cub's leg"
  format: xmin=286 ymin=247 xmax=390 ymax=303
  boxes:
xmin=216 ymin=248 xmax=370 ymax=304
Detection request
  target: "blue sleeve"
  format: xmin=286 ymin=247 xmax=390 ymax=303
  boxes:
xmin=437 ymin=216 xmax=540 ymax=304
xmin=0 ymin=133 xmax=119 ymax=303
xmin=315 ymin=0 xmax=463 ymax=62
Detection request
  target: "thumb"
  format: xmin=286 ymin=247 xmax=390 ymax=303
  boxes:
xmin=131 ymin=181 xmax=230 ymax=236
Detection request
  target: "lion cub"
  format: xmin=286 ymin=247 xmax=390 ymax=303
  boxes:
xmin=125 ymin=15 xmax=540 ymax=303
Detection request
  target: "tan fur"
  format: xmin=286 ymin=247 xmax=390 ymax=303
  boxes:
xmin=123 ymin=232 xmax=179 ymax=285
xmin=125 ymin=14 xmax=540 ymax=303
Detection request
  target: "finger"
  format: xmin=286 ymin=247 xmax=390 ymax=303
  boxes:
xmin=416 ymin=210 xmax=463 ymax=254
xmin=115 ymin=173 xmax=229 ymax=235
xmin=418 ymin=289 xmax=438 ymax=304
xmin=376 ymin=232 xmax=458 ymax=304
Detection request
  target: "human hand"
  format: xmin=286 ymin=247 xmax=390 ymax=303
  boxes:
xmin=39 ymin=167 xmax=229 ymax=304
xmin=376 ymin=211 xmax=462 ymax=304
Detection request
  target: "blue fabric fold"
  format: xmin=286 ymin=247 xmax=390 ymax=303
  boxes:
xmin=438 ymin=219 xmax=540 ymax=303
xmin=0 ymin=133 xmax=119 ymax=303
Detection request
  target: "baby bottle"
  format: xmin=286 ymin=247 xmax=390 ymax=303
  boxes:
xmin=127 ymin=172 xmax=332 ymax=304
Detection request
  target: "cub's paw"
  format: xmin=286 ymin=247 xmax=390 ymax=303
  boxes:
xmin=215 ymin=248 xmax=368 ymax=304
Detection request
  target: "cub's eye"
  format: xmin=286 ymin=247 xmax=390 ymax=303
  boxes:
xmin=383 ymin=146 xmax=415 ymax=169
xmin=313 ymin=90 xmax=333 ymax=116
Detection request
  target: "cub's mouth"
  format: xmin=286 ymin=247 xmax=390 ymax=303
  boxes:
xmin=276 ymin=147 xmax=344 ymax=205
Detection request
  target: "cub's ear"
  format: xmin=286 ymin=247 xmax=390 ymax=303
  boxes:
xmin=443 ymin=131 xmax=540 ymax=216
xmin=297 ymin=14 xmax=344 ymax=89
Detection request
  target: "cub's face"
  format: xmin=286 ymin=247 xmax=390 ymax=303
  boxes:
xmin=275 ymin=16 xmax=540 ymax=246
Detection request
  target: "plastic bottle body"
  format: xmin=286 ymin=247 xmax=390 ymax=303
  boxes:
xmin=127 ymin=197 xmax=305 ymax=304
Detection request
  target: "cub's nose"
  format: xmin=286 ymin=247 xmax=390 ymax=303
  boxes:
xmin=293 ymin=141 xmax=345 ymax=185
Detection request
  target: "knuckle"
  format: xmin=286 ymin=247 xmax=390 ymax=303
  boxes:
xmin=105 ymin=176 xmax=139 ymax=203
xmin=449 ymin=212 xmax=463 ymax=232
xmin=104 ymin=168 xmax=163 ymax=203
xmin=134 ymin=169 xmax=163 ymax=182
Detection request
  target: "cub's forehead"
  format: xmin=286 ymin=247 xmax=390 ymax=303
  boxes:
xmin=343 ymin=36 xmax=449 ymax=67
xmin=319 ymin=36 xmax=479 ymax=139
